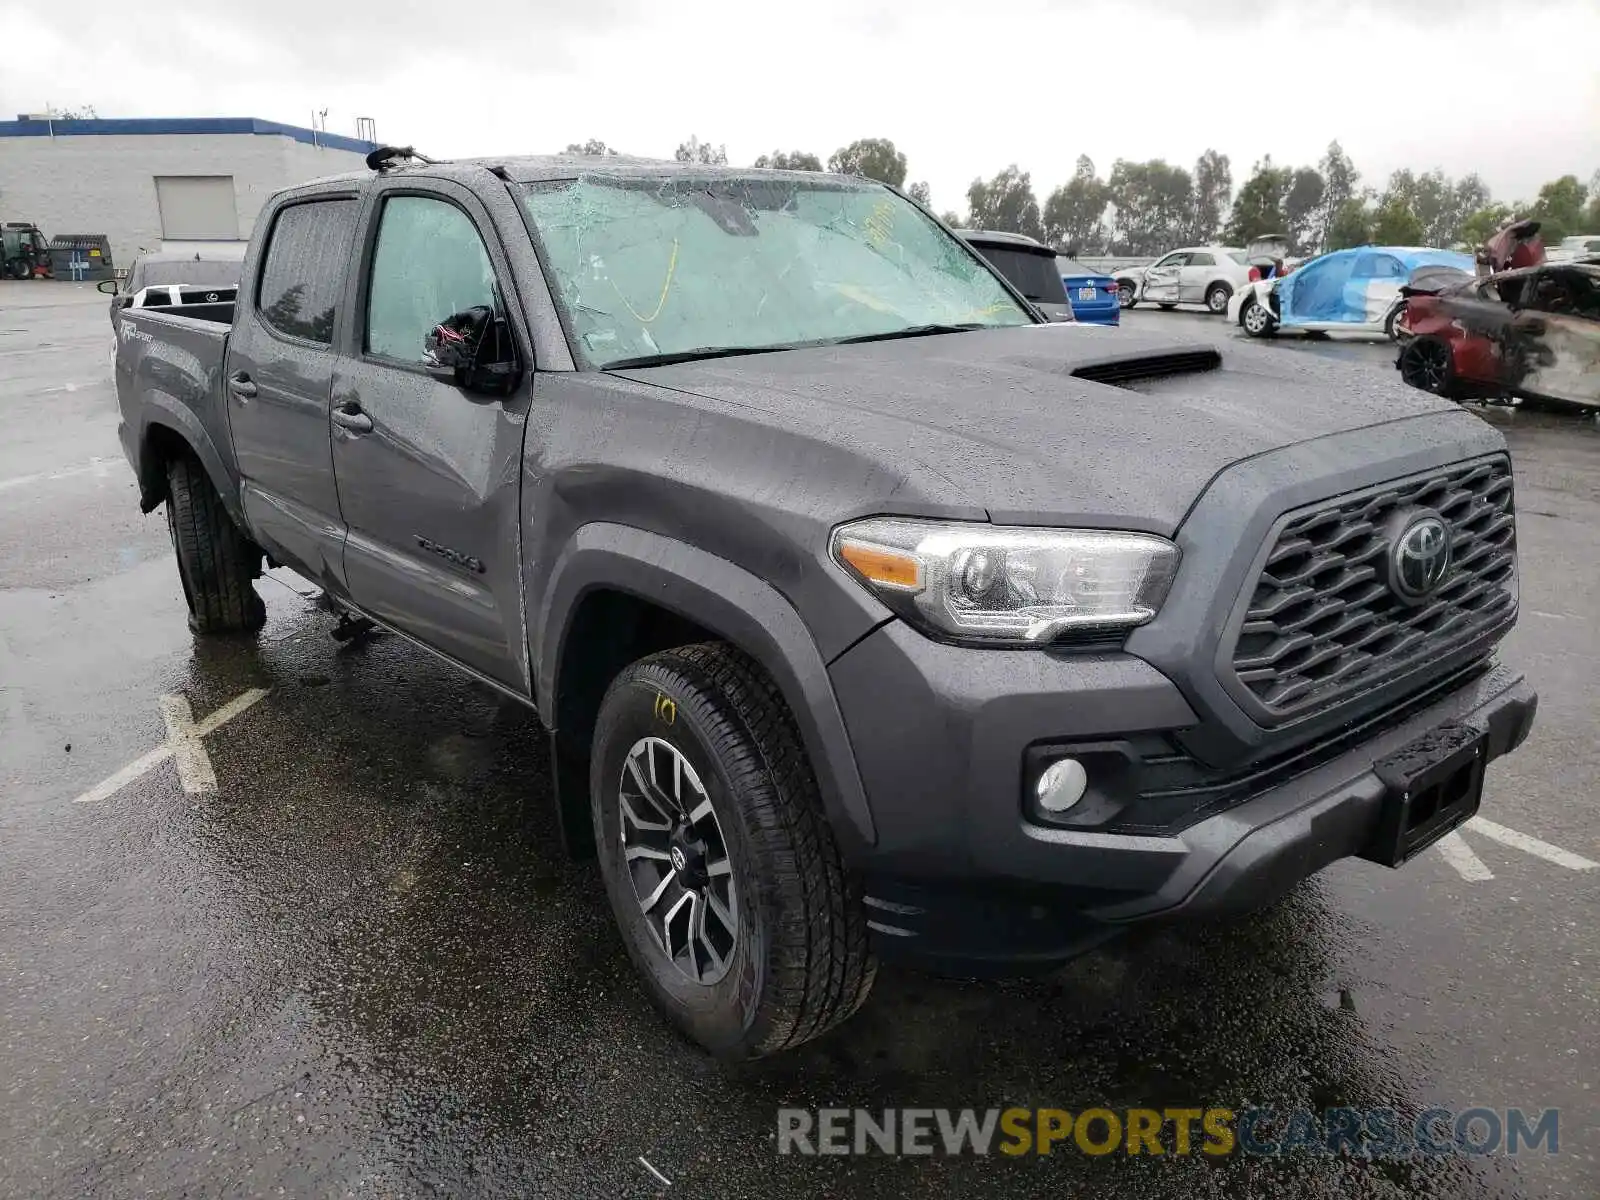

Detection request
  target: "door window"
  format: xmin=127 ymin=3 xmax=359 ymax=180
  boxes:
xmin=257 ymin=199 xmax=357 ymax=344
xmin=1153 ymin=253 xmax=1189 ymax=269
xmin=1352 ymin=253 xmax=1404 ymax=280
xmin=365 ymin=196 xmax=499 ymax=363
xmin=1187 ymin=252 xmax=1215 ymax=267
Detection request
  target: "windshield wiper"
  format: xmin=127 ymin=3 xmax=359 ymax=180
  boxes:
xmin=828 ymin=322 xmax=989 ymax=346
xmin=602 ymin=345 xmax=796 ymax=370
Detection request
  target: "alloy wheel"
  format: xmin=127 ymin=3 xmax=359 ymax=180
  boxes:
xmin=1402 ymin=341 xmax=1450 ymax=393
xmin=618 ymin=736 xmax=738 ymax=985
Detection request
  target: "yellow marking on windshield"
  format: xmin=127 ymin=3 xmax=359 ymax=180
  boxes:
xmin=612 ymin=238 xmax=681 ymax=324
xmin=865 ymin=200 xmax=896 ymax=248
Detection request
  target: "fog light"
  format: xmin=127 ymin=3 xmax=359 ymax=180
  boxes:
xmin=1035 ymin=758 xmax=1088 ymax=813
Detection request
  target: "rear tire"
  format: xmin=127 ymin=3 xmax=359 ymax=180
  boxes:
xmin=591 ymin=643 xmax=875 ymax=1060
xmin=1205 ymin=283 xmax=1232 ymax=314
xmin=164 ymin=454 xmax=265 ymax=634
xmin=1398 ymin=337 xmax=1456 ymax=399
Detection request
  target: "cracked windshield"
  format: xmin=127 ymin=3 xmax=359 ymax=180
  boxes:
xmin=522 ymin=175 xmax=1031 ymax=366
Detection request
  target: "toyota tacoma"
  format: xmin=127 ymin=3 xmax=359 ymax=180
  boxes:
xmin=111 ymin=149 xmax=1536 ymax=1059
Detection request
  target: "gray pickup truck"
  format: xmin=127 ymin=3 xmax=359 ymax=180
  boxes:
xmin=112 ymin=149 xmax=1536 ymax=1059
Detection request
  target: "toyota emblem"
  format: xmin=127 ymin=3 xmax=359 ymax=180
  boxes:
xmin=1389 ymin=511 xmax=1453 ymax=600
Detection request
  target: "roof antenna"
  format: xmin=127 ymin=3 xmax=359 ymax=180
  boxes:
xmin=366 ymin=145 xmax=437 ymax=173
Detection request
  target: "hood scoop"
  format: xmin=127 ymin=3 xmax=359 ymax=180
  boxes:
xmin=1070 ymin=346 xmax=1221 ymax=388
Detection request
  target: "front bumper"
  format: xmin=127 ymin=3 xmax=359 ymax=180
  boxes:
xmin=828 ymin=622 xmax=1536 ymax=965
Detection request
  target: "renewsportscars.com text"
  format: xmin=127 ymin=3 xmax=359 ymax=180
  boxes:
xmin=776 ymin=1106 xmax=1559 ymax=1159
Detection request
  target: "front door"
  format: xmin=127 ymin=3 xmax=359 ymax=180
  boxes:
xmin=329 ymin=184 xmax=533 ymax=689
xmin=1178 ymin=251 xmax=1214 ymax=303
xmin=224 ymin=195 xmax=360 ymax=588
xmin=1142 ymin=252 xmax=1186 ymax=304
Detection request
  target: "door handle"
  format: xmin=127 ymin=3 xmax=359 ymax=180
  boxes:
xmin=332 ymin=404 xmax=374 ymax=434
xmin=227 ymin=372 xmax=257 ymax=400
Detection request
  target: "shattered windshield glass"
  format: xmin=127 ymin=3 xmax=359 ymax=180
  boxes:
xmin=520 ymin=174 xmax=1034 ymax=367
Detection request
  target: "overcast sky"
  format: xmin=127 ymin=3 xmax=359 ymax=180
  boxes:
xmin=7 ymin=0 xmax=1598 ymax=213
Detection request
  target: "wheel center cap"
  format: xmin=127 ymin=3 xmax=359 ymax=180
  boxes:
xmin=668 ymin=827 xmax=709 ymax=886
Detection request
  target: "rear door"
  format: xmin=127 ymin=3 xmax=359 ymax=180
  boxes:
xmin=1142 ymin=252 xmax=1186 ymax=303
xmin=329 ymin=181 xmax=533 ymax=689
xmin=224 ymin=194 xmax=360 ymax=587
xmin=1344 ymin=252 xmax=1406 ymax=326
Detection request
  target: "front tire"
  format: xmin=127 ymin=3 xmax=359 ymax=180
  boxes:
xmin=1205 ymin=282 xmax=1232 ymax=314
xmin=1384 ymin=303 xmax=1406 ymax=341
xmin=1241 ymin=298 xmax=1277 ymax=338
xmin=165 ymin=454 xmax=265 ymax=634
xmin=1117 ymin=280 xmax=1138 ymax=310
xmin=591 ymin=643 xmax=875 ymax=1060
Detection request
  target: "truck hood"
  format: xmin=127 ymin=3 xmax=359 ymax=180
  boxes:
xmin=610 ymin=324 xmax=1471 ymax=535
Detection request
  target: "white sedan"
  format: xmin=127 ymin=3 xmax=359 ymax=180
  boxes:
xmin=1116 ymin=246 xmax=1254 ymax=315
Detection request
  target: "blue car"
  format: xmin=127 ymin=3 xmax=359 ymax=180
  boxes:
xmin=1057 ymin=255 xmax=1120 ymax=325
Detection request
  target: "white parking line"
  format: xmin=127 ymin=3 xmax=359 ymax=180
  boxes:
xmin=1434 ymin=831 xmax=1494 ymax=881
xmin=1469 ymin=818 xmax=1598 ymax=871
xmin=1433 ymin=816 xmax=1598 ymax=880
xmin=0 ymin=456 xmax=119 ymax=494
xmin=72 ymin=688 xmax=270 ymax=804
xmin=159 ymin=694 xmax=217 ymax=795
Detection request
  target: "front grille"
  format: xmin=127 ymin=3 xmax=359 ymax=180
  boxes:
xmin=1229 ymin=457 xmax=1516 ymax=722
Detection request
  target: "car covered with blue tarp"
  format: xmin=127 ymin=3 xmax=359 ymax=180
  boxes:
xmin=1229 ymin=246 xmax=1476 ymax=340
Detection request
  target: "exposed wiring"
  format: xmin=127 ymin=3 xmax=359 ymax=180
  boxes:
xmin=611 ymin=239 xmax=680 ymax=324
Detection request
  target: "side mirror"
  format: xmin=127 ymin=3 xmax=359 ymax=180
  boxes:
xmin=98 ymin=279 xmax=120 ymax=295
xmin=423 ymin=306 xmax=523 ymax=396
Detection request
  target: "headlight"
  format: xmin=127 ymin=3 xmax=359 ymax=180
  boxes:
xmin=830 ymin=518 xmax=1179 ymax=644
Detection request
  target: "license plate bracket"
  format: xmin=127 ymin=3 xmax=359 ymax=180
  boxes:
xmin=1361 ymin=722 xmax=1487 ymax=868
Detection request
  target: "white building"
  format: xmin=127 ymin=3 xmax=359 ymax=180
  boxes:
xmin=0 ymin=117 xmax=378 ymax=269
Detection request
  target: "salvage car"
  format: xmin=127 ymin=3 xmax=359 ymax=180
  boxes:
xmin=1057 ymin=255 xmax=1120 ymax=324
xmin=1549 ymin=234 xmax=1600 ymax=263
xmin=1396 ymin=261 xmax=1600 ymax=410
xmin=1115 ymin=246 xmax=1252 ymax=313
xmin=956 ymin=229 xmax=1075 ymax=321
xmin=1231 ymin=246 xmax=1475 ymax=339
xmin=110 ymin=149 xmax=1535 ymax=1058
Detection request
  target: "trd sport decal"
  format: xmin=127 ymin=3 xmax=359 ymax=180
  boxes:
xmin=414 ymin=535 xmax=486 ymax=574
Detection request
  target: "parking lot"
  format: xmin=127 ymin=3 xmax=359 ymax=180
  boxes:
xmin=3 ymin=281 xmax=1597 ymax=1199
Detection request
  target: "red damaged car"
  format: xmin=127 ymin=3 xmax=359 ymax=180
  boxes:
xmin=1396 ymin=260 xmax=1600 ymax=411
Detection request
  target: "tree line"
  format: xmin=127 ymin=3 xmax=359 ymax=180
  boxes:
xmin=564 ymin=137 xmax=1600 ymax=257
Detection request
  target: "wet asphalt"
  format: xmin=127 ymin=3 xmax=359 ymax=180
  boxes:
xmin=2 ymin=284 xmax=1596 ymax=1199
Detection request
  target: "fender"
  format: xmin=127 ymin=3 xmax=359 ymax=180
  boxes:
xmin=535 ymin=522 xmax=878 ymax=855
xmin=133 ymin=392 xmax=246 ymax=528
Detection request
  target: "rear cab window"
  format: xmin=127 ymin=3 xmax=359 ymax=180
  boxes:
xmin=256 ymin=199 xmax=358 ymax=344
xmin=969 ymin=245 xmax=1069 ymax=306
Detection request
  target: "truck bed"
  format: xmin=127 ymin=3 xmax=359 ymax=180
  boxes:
xmin=114 ymin=307 xmax=240 ymax=514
